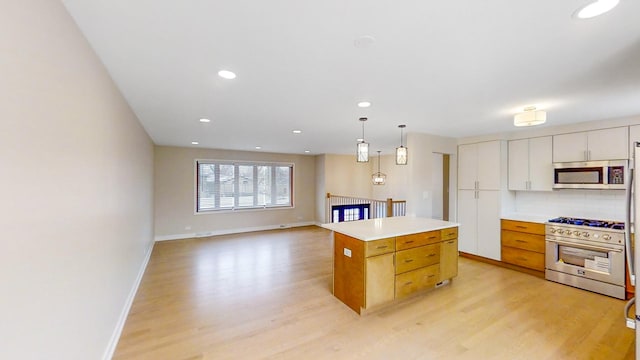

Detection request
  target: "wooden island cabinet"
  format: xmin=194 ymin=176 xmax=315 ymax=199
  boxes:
xmin=323 ymin=217 xmax=459 ymax=314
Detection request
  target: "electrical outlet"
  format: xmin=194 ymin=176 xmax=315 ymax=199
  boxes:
xmin=343 ymin=248 xmax=352 ymax=257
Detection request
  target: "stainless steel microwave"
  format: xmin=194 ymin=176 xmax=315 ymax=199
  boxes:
xmin=553 ymin=160 xmax=627 ymax=190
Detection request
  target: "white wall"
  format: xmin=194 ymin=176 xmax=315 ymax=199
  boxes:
xmin=154 ymin=146 xmax=316 ymax=239
xmin=0 ymin=1 xmax=155 ymax=359
xmin=405 ymin=133 xmax=458 ymax=218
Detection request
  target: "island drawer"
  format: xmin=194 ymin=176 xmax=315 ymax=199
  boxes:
xmin=395 ymin=264 xmax=439 ymax=299
xmin=365 ymin=237 xmax=395 ymax=257
xmin=441 ymin=227 xmax=458 ymax=241
xmin=396 ymin=230 xmax=441 ymax=250
xmin=395 ymin=243 xmax=440 ymax=274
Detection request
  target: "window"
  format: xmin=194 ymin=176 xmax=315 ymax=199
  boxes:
xmin=331 ymin=204 xmax=370 ymax=223
xmin=197 ymin=160 xmax=293 ymax=212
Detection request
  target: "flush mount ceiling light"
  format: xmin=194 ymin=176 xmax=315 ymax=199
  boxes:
xmin=356 ymin=117 xmax=369 ymax=162
xmin=191 ymin=141 xmax=199 ymax=145
xmin=292 ymin=129 xmax=302 ymax=134
xmin=357 ymin=101 xmax=371 ymax=108
xmin=514 ymin=106 xmax=547 ymax=127
xmin=199 ymin=118 xmax=211 ymax=123
xmin=255 ymin=146 xmax=262 ymax=150
xmin=574 ymin=0 xmax=619 ymax=19
xmin=372 ymin=151 xmax=386 ymax=185
xmin=218 ymin=70 xmax=236 ymax=79
xmin=396 ymin=124 xmax=408 ymax=165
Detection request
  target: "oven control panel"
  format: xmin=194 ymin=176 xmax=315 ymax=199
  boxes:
xmin=546 ymin=225 xmax=624 ymax=245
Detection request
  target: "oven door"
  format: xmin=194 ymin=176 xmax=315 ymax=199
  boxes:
xmin=545 ymin=235 xmax=625 ymax=286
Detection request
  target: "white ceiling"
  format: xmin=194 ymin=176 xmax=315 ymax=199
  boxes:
xmin=61 ymin=0 xmax=640 ymax=155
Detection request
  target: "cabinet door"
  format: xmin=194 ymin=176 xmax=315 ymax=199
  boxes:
xmin=476 ymin=190 xmax=501 ymax=261
xmin=629 ymin=125 xmax=640 ymax=159
xmin=553 ymin=132 xmax=587 ymax=162
xmin=365 ymin=253 xmax=395 ymax=308
xmin=439 ymin=238 xmax=458 ymax=281
xmin=458 ymin=144 xmax=477 ymax=190
xmin=508 ymin=139 xmax=529 ymax=191
xmin=477 ymin=141 xmax=501 ymax=190
xmin=528 ymin=136 xmax=553 ymax=191
xmin=457 ymin=190 xmax=477 ymax=254
xmin=588 ymin=127 xmax=628 ymax=160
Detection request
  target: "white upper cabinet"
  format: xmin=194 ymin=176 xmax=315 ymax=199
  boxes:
xmin=528 ymin=137 xmax=554 ymax=191
xmin=458 ymin=144 xmax=478 ymax=190
xmin=553 ymin=132 xmax=587 ymax=163
xmin=553 ymin=127 xmax=629 ymax=162
xmin=508 ymin=137 xmax=553 ymax=191
xmin=508 ymin=139 xmax=529 ymax=191
xmin=458 ymin=141 xmax=501 ymax=190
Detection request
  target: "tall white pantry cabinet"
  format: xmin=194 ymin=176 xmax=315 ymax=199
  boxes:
xmin=457 ymin=141 xmax=512 ymax=261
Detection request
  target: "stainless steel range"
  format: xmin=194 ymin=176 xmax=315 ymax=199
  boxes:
xmin=545 ymin=217 xmax=626 ymax=299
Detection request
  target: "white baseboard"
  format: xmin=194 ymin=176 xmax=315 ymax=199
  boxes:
xmin=102 ymin=242 xmax=154 ymax=360
xmin=154 ymin=221 xmax=317 ymax=241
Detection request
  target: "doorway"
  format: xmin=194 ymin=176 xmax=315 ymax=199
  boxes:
xmin=432 ymin=153 xmax=450 ymax=221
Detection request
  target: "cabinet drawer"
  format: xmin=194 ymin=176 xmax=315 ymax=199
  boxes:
xmin=395 ymin=264 xmax=439 ymax=299
xmin=501 ymin=246 xmax=545 ymax=271
xmin=365 ymin=237 xmax=395 ymax=257
xmin=396 ymin=244 xmax=440 ymax=274
xmin=396 ymin=230 xmax=441 ymax=250
xmin=441 ymin=227 xmax=458 ymax=241
xmin=501 ymin=230 xmax=545 ymax=253
xmin=501 ymin=219 xmax=544 ymax=235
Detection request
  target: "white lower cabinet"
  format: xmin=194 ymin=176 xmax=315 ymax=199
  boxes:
xmin=457 ymin=189 xmax=501 ymax=261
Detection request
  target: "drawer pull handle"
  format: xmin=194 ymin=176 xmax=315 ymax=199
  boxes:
xmin=427 ymin=275 xmax=435 ymax=278
xmin=516 ymin=225 xmax=527 ymax=229
xmin=515 ymin=239 xmax=527 ymax=243
xmin=376 ymin=245 xmax=388 ymax=249
xmin=405 ymin=240 xmax=414 ymax=244
xmin=404 ymin=281 xmax=413 ymax=286
xmin=447 ymin=240 xmax=455 ymax=244
xmin=516 ymin=257 xmax=527 ymax=261
xmin=428 ymin=236 xmax=437 ymax=239
xmin=447 ymin=232 xmax=455 ymax=236
xmin=427 ymin=253 xmax=436 ymax=257
xmin=404 ymin=259 xmax=414 ymax=263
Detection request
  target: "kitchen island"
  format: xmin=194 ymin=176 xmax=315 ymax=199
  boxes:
xmin=321 ymin=216 xmax=459 ymax=314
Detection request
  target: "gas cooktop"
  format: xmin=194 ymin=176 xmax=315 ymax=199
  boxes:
xmin=547 ymin=217 xmax=625 ymax=230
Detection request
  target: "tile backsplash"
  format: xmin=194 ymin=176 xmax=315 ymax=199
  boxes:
xmin=514 ymin=189 xmax=627 ymax=221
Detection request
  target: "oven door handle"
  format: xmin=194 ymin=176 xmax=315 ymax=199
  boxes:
xmin=548 ymin=239 xmax=623 ymax=253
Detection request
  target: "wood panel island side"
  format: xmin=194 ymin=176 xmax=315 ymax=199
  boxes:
xmin=321 ymin=217 xmax=459 ymax=314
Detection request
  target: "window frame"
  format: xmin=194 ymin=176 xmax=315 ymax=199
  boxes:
xmin=195 ymin=159 xmax=294 ymax=214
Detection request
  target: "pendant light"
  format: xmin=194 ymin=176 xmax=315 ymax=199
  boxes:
xmin=356 ymin=117 xmax=369 ymax=162
xmin=396 ymin=124 xmax=408 ymax=165
xmin=372 ymin=151 xmax=386 ymax=185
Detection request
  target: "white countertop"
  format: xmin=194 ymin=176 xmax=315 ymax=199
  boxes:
xmin=320 ymin=216 xmax=459 ymax=241
xmin=501 ymin=213 xmax=553 ymax=224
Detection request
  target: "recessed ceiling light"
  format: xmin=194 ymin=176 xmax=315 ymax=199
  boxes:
xmin=304 ymin=150 xmax=311 ymax=153
xmin=357 ymin=101 xmax=371 ymax=108
xmin=255 ymin=146 xmax=262 ymax=150
xmin=218 ymin=70 xmax=236 ymax=79
xmin=191 ymin=141 xmax=199 ymax=145
xmin=354 ymin=35 xmax=376 ymax=48
xmin=574 ymin=0 xmax=619 ymax=19
xmin=199 ymin=118 xmax=211 ymax=123
xmin=292 ymin=130 xmax=302 ymax=134
xmin=356 ymin=138 xmax=364 ymax=142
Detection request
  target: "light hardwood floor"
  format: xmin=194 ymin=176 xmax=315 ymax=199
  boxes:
xmin=114 ymin=226 xmax=635 ymax=359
